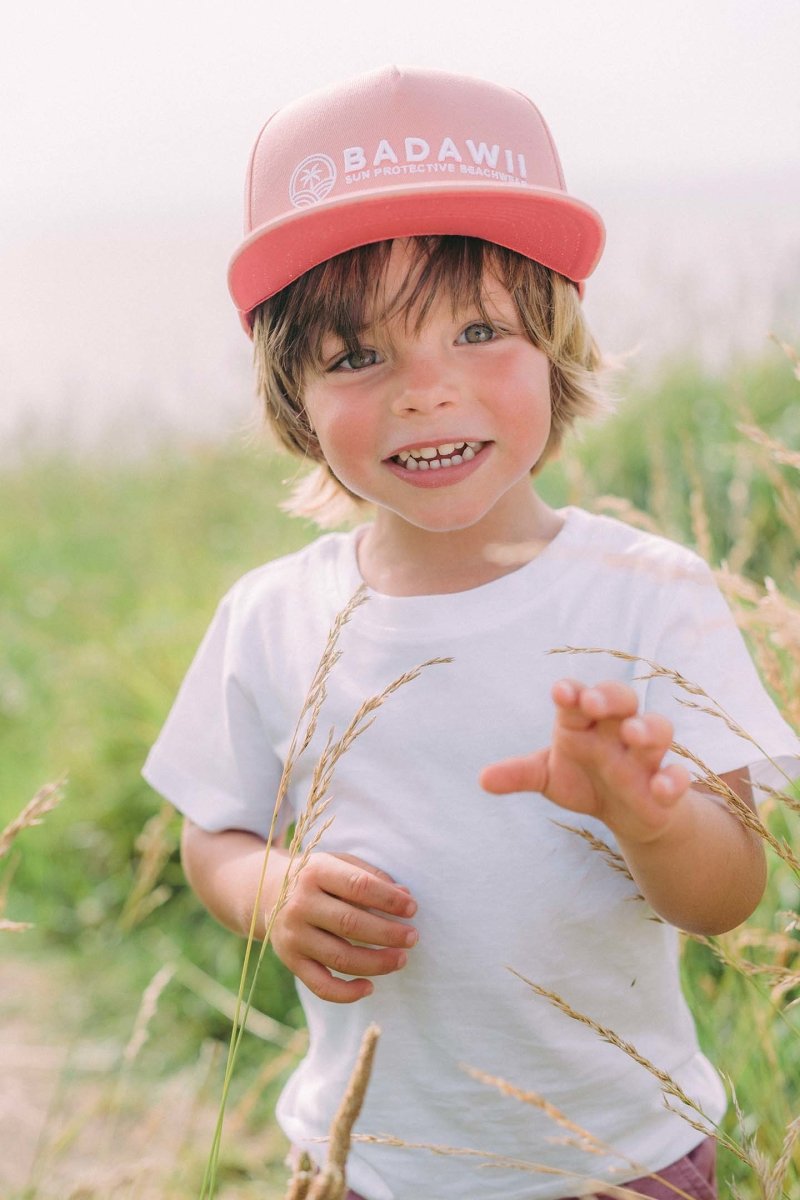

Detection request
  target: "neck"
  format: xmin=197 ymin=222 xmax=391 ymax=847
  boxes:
xmin=357 ymin=485 xmax=564 ymax=596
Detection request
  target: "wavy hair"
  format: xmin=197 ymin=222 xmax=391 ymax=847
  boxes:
xmin=252 ymin=236 xmax=610 ymax=527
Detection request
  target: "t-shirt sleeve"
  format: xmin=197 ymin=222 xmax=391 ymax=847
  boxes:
xmin=642 ymin=556 xmax=800 ymax=799
xmin=141 ymin=588 xmax=288 ymax=839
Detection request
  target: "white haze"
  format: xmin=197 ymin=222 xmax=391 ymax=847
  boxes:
xmin=1 ymin=0 xmax=798 ymax=457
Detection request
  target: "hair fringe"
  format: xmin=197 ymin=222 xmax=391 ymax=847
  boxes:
xmin=253 ymin=237 xmax=614 ymax=527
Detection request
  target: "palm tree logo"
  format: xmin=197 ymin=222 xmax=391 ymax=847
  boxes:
xmin=289 ymin=154 xmax=337 ymax=208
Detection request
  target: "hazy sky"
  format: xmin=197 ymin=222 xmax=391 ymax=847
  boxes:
xmin=2 ymin=1 xmax=799 ymax=451
xmin=5 ymin=0 xmax=799 ymax=223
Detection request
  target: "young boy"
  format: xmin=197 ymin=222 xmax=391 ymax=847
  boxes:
xmin=143 ymin=67 xmax=799 ymax=1199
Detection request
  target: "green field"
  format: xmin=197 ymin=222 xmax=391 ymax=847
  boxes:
xmin=2 ymin=348 xmax=799 ymax=1198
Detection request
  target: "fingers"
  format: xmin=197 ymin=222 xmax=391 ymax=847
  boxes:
xmin=272 ymin=851 xmax=419 ymax=1004
xmin=650 ymin=762 xmax=691 ymax=805
xmin=554 ymin=681 xmax=674 ymax=757
xmin=480 ymin=749 xmax=549 ymax=795
xmin=306 ymin=889 xmax=419 ymax=951
xmin=619 ymin=711 xmax=674 ymax=758
xmin=326 ymin=854 xmax=417 ymax=919
xmin=294 ymin=959 xmax=377 ymax=1005
xmin=552 ymin=678 xmax=640 ymax=729
xmin=290 ymin=926 xmax=411 ymax=1004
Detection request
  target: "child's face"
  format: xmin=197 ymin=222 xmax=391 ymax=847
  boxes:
xmin=302 ymin=240 xmax=552 ymax=540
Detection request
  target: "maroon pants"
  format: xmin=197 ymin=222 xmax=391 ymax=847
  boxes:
xmin=343 ymin=1136 xmax=716 ymax=1199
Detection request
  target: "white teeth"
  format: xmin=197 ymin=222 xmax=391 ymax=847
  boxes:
xmin=393 ymin=440 xmax=483 ymax=471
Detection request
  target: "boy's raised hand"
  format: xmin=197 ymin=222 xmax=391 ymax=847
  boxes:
xmin=271 ymin=851 xmax=418 ymax=1004
xmin=480 ymin=679 xmax=693 ymax=845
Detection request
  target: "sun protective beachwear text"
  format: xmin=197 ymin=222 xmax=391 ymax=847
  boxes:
xmin=343 ymin=137 xmax=528 ymax=185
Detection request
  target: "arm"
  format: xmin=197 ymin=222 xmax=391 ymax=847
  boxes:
xmin=181 ymin=820 xmax=418 ymax=1003
xmin=480 ymin=679 xmax=766 ymax=936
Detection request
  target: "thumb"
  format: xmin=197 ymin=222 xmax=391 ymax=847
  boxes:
xmin=480 ymin=749 xmax=550 ymax=795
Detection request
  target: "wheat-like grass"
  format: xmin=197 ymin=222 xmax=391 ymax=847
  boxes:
xmin=200 ymin=589 xmax=450 ymax=1198
xmin=549 ymin=645 xmax=798 ymax=799
xmin=118 ymin=802 xmax=176 ymax=932
xmin=763 ymin=1115 xmax=800 ymax=1200
xmin=354 ymin=1131 xmax=687 ymax=1198
xmin=0 ymin=778 xmax=65 ymax=859
xmin=736 ymin=423 xmax=800 ymax=473
xmin=150 ymin=931 xmax=297 ymax=1045
xmin=689 ymin=930 xmax=800 ymax=1010
xmin=462 ymin=1065 xmax=705 ymax=1200
xmin=122 ymin=962 xmax=176 ymax=1068
xmin=354 ymin=1131 xmax=600 ymax=1181
xmin=681 ymin=436 xmax=714 ymax=565
xmin=1 ymin=779 xmax=65 ymax=931
xmin=284 ymin=1024 xmax=382 ymax=1200
xmin=669 ymin=740 xmax=800 ymax=878
xmin=201 ymin=587 xmax=369 ymax=1195
xmin=551 ymin=819 xmax=637 ymax=885
xmin=506 ymin=968 xmax=757 ymax=1171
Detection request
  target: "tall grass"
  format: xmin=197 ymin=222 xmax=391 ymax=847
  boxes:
xmin=0 ymin=346 xmax=798 ymax=1196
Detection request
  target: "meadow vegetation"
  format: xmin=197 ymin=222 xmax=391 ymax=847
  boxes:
xmin=1 ymin=345 xmax=799 ymax=1197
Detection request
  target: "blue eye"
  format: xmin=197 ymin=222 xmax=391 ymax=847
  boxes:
xmin=332 ymin=347 xmax=380 ymax=371
xmin=461 ymin=323 xmax=496 ymax=344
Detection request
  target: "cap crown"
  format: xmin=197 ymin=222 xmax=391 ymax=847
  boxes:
xmin=245 ymin=65 xmax=566 ymax=232
xmin=228 ymin=66 xmax=605 ymax=331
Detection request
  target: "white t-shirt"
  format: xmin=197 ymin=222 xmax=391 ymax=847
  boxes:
xmin=143 ymin=507 xmax=799 ymax=1200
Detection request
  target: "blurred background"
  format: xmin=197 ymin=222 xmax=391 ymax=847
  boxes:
xmin=2 ymin=0 xmax=798 ymax=459
xmin=2 ymin=3 xmax=799 ymax=1197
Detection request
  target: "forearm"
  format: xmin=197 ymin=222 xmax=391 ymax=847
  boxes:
xmin=615 ymin=788 xmax=767 ymax=935
xmin=181 ymin=819 xmax=290 ymax=940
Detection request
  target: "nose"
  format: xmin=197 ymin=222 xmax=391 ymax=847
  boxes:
xmin=389 ymin=357 xmax=461 ymax=418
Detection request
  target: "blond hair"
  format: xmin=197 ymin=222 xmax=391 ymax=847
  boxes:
xmin=252 ymin=236 xmax=609 ymax=527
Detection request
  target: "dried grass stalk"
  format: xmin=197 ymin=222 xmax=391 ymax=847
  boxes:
xmin=689 ymin=932 xmax=800 ymax=1005
xmin=0 ymin=778 xmax=65 ymax=859
xmin=550 ymin=645 xmax=798 ymax=802
xmin=283 ymin=1025 xmax=381 ymax=1200
xmin=763 ymin=1115 xmax=800 ymax=1200
xmin=551 ymin=820 xmax=637 ymax=886
xmin=507 ymin=967 xmax=756 ymax=1173
xmin=735 ymin=423 xmax=800 ymax=472
xmin=122 ymin=963 xmax=176 ymax=1067
xmin=355 ymin=1132 xmax=672 ymax=1197
xmin=463 ymin=1066 xmax=705 ymax=1200
xmin=118 ymin=802 xmax=176 ymax=932
xmin=203 ymin=589 xmax=449 ymax=1198
xmin=0 ymin=917 xmax=33 ymax=932
xmin=671 ymin=741 xmax=800 ymax=877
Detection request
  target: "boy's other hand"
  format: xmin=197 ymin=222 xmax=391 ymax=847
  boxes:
xmin=271 ymin=852 xmax=418 ymax=1004
xmin=480 ymin=679 xmax=692 ymax=845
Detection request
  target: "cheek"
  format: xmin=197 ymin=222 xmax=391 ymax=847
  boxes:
xmin=311 ymin=405 xmax=379 ymax=486
xmin=496 ymin=359 xmax=552 ymax=443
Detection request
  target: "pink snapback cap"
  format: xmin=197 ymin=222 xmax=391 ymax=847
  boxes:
xmin=228 ymin=65 xmax=605 ymax=333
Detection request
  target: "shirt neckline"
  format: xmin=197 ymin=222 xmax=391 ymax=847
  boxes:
xmin=334 ymin=506 xmax=588 ymax=639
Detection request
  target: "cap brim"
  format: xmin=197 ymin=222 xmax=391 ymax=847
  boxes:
xmin=228 ymin=183 xmax=605 ymax=333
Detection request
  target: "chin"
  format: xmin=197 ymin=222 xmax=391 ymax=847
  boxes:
xmin=400 ymin=505 xmax=493 ymax=534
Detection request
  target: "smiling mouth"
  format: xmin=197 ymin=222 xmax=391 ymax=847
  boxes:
xmin=391 ymin=441 xmax=485 ymax=471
